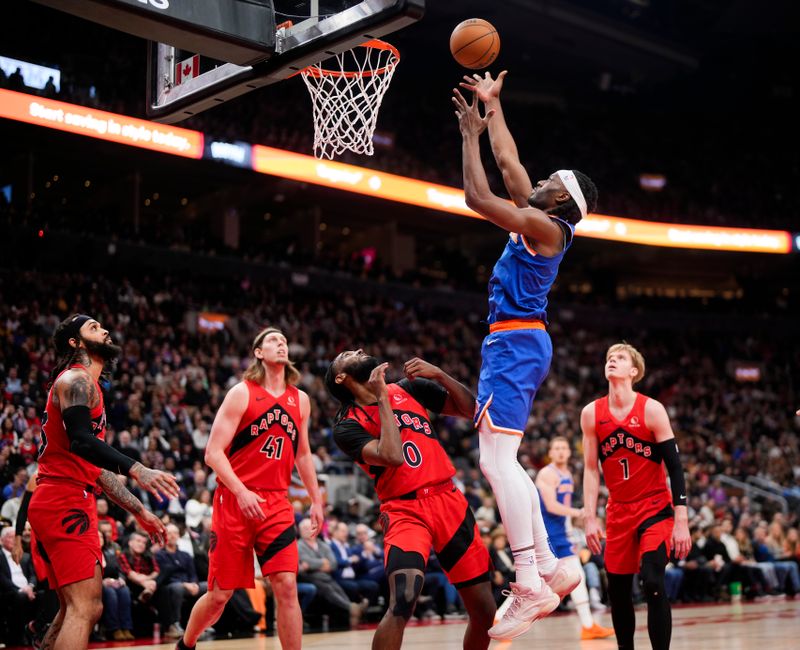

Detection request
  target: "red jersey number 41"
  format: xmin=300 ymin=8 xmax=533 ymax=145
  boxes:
xmin=261 ymin=435 xmax=284 ymax=460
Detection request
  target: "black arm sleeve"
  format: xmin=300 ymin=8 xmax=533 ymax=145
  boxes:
xmin=396 ymin=378 xmax=448 ymax=414
xmin=657 ymin=438 xmax=687 ymax=507
xmin=15 ymin=489 xmax=33 ymax=536
xmin=333 ymin=419 xmax=375 ymax=464
xmin=63 ymin=405 xmax=136 ymax=476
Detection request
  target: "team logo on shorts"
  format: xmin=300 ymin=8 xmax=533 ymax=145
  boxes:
xmin=62 ymin=509 xmax=90 ymax=535
xmin=209 ymin=531 xmax=218 ymax=553
xmin=378 ymin=512 xmax=391 ymax=535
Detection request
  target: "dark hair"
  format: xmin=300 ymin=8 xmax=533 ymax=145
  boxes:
xmin=550 ymin=170 xmax=598 ymax=225
xmin=324 ymin=358 xmax=376 ymax=426
xmin=49 ymin=313 xmax=86 ymax=385
xmin=324 ymin=360 xmax=356 ymax=425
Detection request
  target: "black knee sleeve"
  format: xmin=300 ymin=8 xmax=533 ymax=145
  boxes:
xmin=640 ymin=545 xmax=668 ymax=600
xmin=387 ymin=547 xmax=426 ymax=621
xmin=391 ymin=572 xmax=424 ymax=620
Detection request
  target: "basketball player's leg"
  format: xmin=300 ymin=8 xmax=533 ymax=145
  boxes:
xmin=477 ymin=330 xmax=555 ymax=592
xmin=269 ymin=572 xmax=302 ymax=650
xmin=604 ymin=502 xmax=642 ymax=649
xmin=180 ymin=583 xmax=234 ymax=648
xmin=40 ymin=589 xmax=66 ymax=650
xmin=256 ymin=499 xmax=303 ymax=650
xmin=183 ymin=492 xmax=255 ymax=648
xmin=373 ymin=546 xmax=427 ymax=650
xmin=564 ymin=555 xmax=614 ymax=639
xmin=54 ymin=563 xmax=104 ymax=650
xmin=458 ymin=581 xmax=496 ymax=650
xmin=607 ymin=572 xmax=636 ymax=650
xmin=638 ymin=514 xmax=674 ymax=650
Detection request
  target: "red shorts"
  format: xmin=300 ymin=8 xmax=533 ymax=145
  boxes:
xmin=208 ymin=486 xmax=298 ymax=590
xmin=29 ymin=527 xmax=49 ymax=584
xmin=605 ymin=491 xmax=674 ymax=574
xmin=28 ymin=481 xmax=102 ymax=589
xmin=379 ymin=483 xmax=491 ymax=589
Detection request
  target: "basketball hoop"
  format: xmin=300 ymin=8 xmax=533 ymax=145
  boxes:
xmin=300 ymin=40 xmax=399 ymax=160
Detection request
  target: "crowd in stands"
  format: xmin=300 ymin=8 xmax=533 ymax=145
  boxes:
xmin=0 ymin=257 xmax=798 ymax=643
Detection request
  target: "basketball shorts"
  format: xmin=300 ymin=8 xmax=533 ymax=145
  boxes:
xmin=380 ymin=484 xmax=491 ymax=589
xmin=605 ymin=491 xmax=674 ymax=574
xmin=546 ymin=528 xmax=574 ymax=559
xmin=476 ymin=324 xmax=552 ymax=435
xmin=28 ymin=481 xmax=102 ymax=589
xmin=208 ymin=485 xmax=298 ymax=590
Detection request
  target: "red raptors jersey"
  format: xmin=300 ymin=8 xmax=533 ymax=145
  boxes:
xmin=224 ymin=381 xmax=301 ymax=492
xmin=38 ymin=365 xmax=107 ymax=487
xmin=337 ymin=381 xmax=455 ymax=501
xmin=594 ymin=392 xmax=668 ymax=503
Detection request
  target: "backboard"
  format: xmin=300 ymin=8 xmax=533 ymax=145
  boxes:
xmin=146 ymin=0 xmax=425 ymax=124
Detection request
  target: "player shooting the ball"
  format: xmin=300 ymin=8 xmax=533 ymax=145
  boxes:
xmin=454 ymin=71 xmax=598 ymax=640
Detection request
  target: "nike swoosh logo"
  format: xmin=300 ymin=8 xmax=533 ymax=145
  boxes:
xmin=256 ymin=396 xmax=268 ymax=401
xmin=486 ymin=339 xmax=499 ymax=346
xmin=599 ymin=419 xmax=611 ymax=424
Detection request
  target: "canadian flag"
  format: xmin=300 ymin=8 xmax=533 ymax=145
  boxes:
xmin=175 ymin=55 xmax=200 ymax=85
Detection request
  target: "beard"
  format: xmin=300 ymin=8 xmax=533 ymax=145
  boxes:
xmin=83 ymin=337 xmax=123 ymax=363
xmin=348 ymin=355 xmax=380 ymax=384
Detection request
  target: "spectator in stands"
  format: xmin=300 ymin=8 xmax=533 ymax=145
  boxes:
xmin=0 ymin=525 xmax=36 ymax=645
xmin=488 ymin=526 xmax=514 ymax=603
xmin=119 ymin=531 xmax=160 ymax=603
xmin=352 ymin=522 xmax=385 ymax=584
xmin=100 ymin=529 xmax=134 ymax=640
xmin=155 ymin=523 xmax=207 ymax=639
xmin=3 ymin=466 xmax=27 ymax=502
xmin=96 ymin=497 xmax=120 ymax=541
xmin=297 ymin=518 xmax=366 ymax=627
xmin=753 ymin=525 xmax=799 ymax=594
xmin=184 ymin=488 xmax=213 ymax=530
xmin=115 ymin=430 xmax=143 ymax=465
xmin=329 ymin=521 xmax=379 ymax=605
xmin=8 ymin=67 xmax=25 ymax=91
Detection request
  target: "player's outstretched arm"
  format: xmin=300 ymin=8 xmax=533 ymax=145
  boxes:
xmin=57 ymin=370 xmax=179 ymax=500
xmin=403 ymin=357 xmax=475 ymax=419
xmin=460 ymin=71 xmax=534 ymax=207
xmin=454 ymin=89 xmax=563 ymax=249
xmin=295 ymin=390 xmax=324 ymax=536
xmin=647 ymin=399 xmax=691 ymax=560
xmin=205 ymin=382 xmax=266 ymax=520
xmin=535 ymin=465 xmax=583 ymax=519
xmin=96 ymin=470 xmax=166 ymax=545
xmin=581 ymin=403 xmax=604 ymax=555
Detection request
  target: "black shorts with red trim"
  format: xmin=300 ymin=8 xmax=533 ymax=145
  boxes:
xmin=605 ymin=490 xmax=674 ymax=574
xmin=208 ymin=486 xmax=298 ymax=590
xmin=379 ymin=482 xmax=491 ymax=589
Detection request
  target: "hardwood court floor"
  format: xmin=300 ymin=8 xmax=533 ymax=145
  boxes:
xmin=118 ymin=598 xmax=799 ymax=650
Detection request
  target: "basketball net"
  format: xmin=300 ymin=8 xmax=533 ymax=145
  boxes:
xmin=300 ymin=40 xmax=399 ymax=160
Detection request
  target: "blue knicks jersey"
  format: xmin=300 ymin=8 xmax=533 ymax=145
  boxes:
xmin=540 ymin=464 xmax=574 ymax=541
xmin=487 ymin=218 xmax=575 ymax=324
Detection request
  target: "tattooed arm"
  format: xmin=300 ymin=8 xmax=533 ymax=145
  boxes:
xmin=97 ymin=470 xmax=166 ymax=545
xmin=56 ymin=369 xmax=179 ymax=500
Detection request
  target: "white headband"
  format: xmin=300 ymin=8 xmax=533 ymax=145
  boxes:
xmin=556 ymin=170 xmax=587 ymax=219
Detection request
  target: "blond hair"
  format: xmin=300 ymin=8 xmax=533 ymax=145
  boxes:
xmin=606 ymin=342 xmax=646 ymax=384
xmin=243 ymin=327 xmax=301 ymax=386
xmin=549 ymin=436 xmax=570 ymax=449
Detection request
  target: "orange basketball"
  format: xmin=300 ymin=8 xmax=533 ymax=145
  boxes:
xmin=450 ymin=18 xmax=500 ymax=70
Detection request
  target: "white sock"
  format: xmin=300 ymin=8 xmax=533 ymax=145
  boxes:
xmin=478 ymin=422 xmax=542 ymax=590
xmin=567 ymin=556 xmax=594 ymax=628
xmin=589 ymin=587 xmax=602 ymax=605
